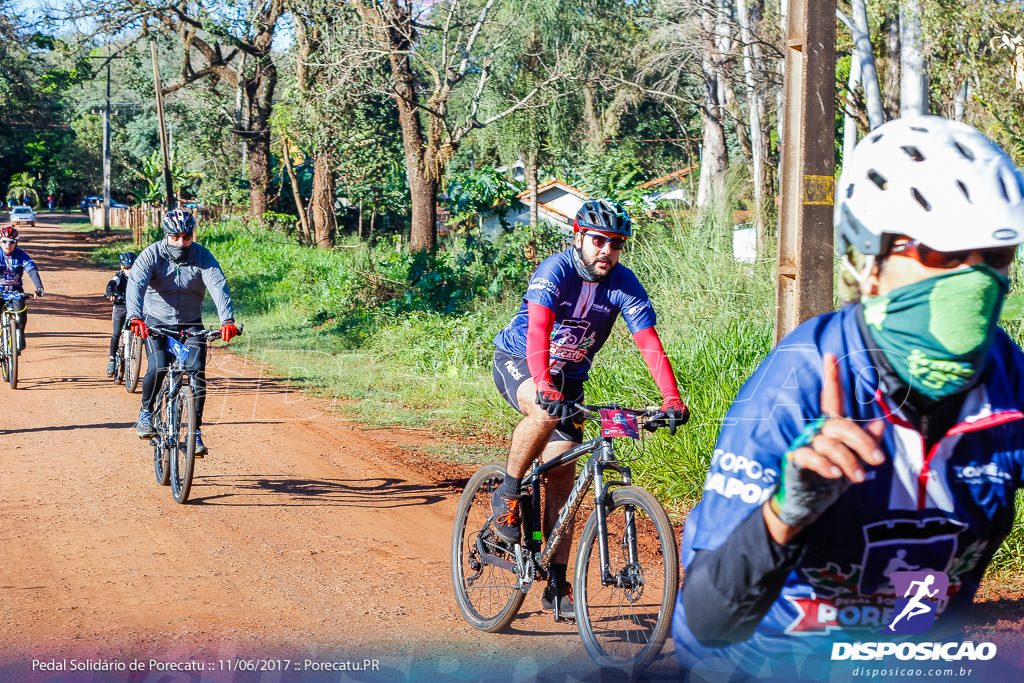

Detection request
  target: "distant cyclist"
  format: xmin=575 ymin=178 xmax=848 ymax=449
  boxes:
xmin=674 ymin=116 xmax=1024 ymax=678
xmin=105 ymin=251 xmax=135 ymax=377
xmin=0 ymin=226 xmax=44 ymax=350
xmin=491 ymin=199 xmax=689 ymax=619
xmin=126 ymin=209 xmax=237 ymax=456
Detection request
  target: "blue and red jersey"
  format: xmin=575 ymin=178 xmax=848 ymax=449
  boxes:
xmin=493 ymin=248 xmax=657 ymax=380
xmin=673 ymin=303 xmax=1024 ymax=673
xmin=0 ymin=247 xmax=39 ymax=291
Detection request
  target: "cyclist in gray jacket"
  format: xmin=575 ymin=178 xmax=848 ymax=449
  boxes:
xmin=126 ymin=209 xmax=238 ymax=455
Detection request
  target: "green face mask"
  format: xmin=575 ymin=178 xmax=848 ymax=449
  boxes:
xmin=861 ymin=265 xmax=1009 ymax=400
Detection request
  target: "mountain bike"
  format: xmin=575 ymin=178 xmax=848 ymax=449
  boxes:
xmin=0 ymin=291 xmax=33 ymax=389
xmin=451 ymin=403 xmax=680 ymax=674
xmin=148 ymin=325 xmax=241 ymax=503
xmin=111 ymin=320 xmax=143 ymax=393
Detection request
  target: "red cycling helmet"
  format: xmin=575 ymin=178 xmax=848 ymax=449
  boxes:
xmin=0 ymin=226 xmax=19 ymax=241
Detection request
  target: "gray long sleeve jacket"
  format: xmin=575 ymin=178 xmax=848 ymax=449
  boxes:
xmin=126 ymin=240 xmax=234 ymax=326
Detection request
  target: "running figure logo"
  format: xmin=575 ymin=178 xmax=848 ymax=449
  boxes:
xmin=887 ymin=571 xmax=949 ymax=634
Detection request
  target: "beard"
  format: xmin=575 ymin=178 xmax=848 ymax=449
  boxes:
xmin=575 ymin=246 xmax=613 ymax=281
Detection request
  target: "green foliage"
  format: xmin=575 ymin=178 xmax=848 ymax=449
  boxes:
xmin=443 ymin=166 xmax=524 ymax=230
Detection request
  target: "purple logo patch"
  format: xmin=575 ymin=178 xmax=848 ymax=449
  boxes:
xmin=887 ymin=570 xmax=948 ymax=634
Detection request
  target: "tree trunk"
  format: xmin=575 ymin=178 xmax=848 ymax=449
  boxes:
xmin=849 ymin=0 xmax=885 ymax=129
xmin=953 ymin=80 xmax=969 ymax=121
xmin=311 ymin=152 xmax=336 ymax=248
xmin=696 ymin=8 xmax=728 ymax=210
xmin=883 ymin=13 xmax=901 ymax=119
xmin=247 ymin=131 xmax=271 ymax=217
xmin=358 ymin=200 xmax=363 ymax=238
xmin=525 ymin=158 xmax=539 ymax=230
xmin=281 ymin=139 xmax=311 ymax=243
xmin=900 ymin=0 xmax=928 ymax=116
xmin=843 ymin=45 xmax=862 ymax=164
xmin=737 ymin=0 xmax=768 ymax=253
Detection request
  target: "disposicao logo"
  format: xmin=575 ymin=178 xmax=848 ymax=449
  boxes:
xmin=830 ymin=569 xmax=998 ymax=662
xmin=887 ymin=570 xmax=948 ymax=635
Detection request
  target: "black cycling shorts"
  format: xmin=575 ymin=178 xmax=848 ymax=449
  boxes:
xmin=492 ymin=348 xmax=584 ymax=443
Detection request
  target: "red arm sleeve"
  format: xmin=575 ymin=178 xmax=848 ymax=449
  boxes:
xmin=632 ymin=326 xmax=681 ymax=402
xmin=525 ymin=302 xmax=555 ymax=385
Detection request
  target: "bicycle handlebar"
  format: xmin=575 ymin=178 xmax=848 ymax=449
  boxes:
xmin=568 ymin=402 xmax=674 ymax=433
xmin=147 ymin=324 xmax=244 ymax=342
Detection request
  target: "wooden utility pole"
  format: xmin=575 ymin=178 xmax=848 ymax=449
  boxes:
xmin=775 ymin=0 xmax=836 ymax=343
xmin=102 ymin=44 xmax=111 ymax=231
xmin=150 ymin=39 xmax=174 ymax=210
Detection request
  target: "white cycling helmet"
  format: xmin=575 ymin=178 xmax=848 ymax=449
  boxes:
xmin=835 ymin=116 xmax=1024 ymax=261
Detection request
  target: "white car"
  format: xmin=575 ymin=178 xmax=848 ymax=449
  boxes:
xmin=10 ymin=206 xmax=34 ymax=227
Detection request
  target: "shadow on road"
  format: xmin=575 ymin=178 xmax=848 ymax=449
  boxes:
xmin=186 ymin=474 xmax=451 ymax=508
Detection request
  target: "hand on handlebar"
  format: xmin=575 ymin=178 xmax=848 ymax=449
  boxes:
xmin=220 ymin=321 xmax=239 ymax=342
xmin=129 ymin=317 xmax=149 ymax=339
xmin=536 ymin=379 xmax=575 ymax=421
xmin=655 ymin=397 xmax=689 ymax=436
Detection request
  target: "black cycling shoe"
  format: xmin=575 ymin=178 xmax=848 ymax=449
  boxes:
xmin=106 ymin=359 xmax=115 ymax=377
xmin=490 ymin=487 xmax=523 ymax=544
xmin=542 ymin=581 xmax=575 ymax=621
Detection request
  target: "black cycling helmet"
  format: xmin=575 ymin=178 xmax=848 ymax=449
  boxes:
xmin=119 ymin=251 xmax=136 ymax=267
xmin=161 ymin=209 xmax=196 ymax=236
xmin=572 ymin=199 xmax=632 ymax=238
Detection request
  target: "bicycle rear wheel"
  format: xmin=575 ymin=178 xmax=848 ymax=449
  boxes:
xmin=169 ymin=383 xmax=196 ymax=503
xmin=152 ymin=387 xmax=170 ymax=486
xmin=125 ymin=332 xmax=143 ymax=393
xmin=6 ymin=315 xmax=17 ymax=390
xmin=450 ymin=463 xmax=526 ymax=632
xmin=574 ymin=486 xmax=678 ymax=674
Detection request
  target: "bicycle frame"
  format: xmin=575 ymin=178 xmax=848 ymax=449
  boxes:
xmin=478 ymin=431 xmax=635 ymax=593
xmin=155 ymin=334 xmax=193 ymax=451
xmin=1 ymin=292 xmax=26 ymax=348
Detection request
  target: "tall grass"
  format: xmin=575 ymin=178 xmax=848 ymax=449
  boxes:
xmin=87 ymin=216 xmax=1024 ymax=580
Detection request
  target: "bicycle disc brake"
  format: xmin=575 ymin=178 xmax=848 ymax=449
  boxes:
xmin=616 ymin=562 xmax=645 ymax=602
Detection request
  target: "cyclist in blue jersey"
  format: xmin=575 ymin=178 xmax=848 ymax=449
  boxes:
xmin=105 ymin=251 xmax=135 ymax=377
xmin=674 ymin=116 xmax=1024 ymax=680
xmin=492 ymin=199 xmax=689 ymax=619
xmin=0 ymin=226 xmax=44 ymax=350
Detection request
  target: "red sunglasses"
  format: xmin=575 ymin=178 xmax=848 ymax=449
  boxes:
xmin=584 ymin=232 xmax=626 ymax=251
xmin=888 ymin=239 xmax=1017 ymax=269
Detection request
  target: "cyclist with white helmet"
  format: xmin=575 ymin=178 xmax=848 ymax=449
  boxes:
xmin=0 ymin=225 xmax=44 ymax=350
xmin=105 ymin=251 xmax=135 ymax=377
xmin=673 ymin=116 xmax=1024 ymax=678
xmin=491 ymin=199 xmax=689 ymax=619
xmin=126 ymin=209 xmax=237 ymax=455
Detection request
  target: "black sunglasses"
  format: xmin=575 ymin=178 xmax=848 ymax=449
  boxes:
xmin=888 ymin=239 xmax=1017 ymax=269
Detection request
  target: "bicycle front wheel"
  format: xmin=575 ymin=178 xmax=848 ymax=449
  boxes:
xmin=152 ymin=387 xmax=170 ymax=486
xmin=125 ymin=332 xmax=143 ymax=393
xmin=450 ymin=463 xmax=526 ymax=632
xmin=169 ymin=383 xmax=196 ymax=503
xmin=0 ymin=317 xmax=9 ymax=384
xmin=574 ymin=486 xmax=679 ymax=674
xmin=6 ymin=315 xmax=18 ymax=389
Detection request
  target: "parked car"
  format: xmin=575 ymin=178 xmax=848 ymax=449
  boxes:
xmin=80 ymin=196 xmax=129 ymax=211
xmin=10 ymin=205 xmax=35 ymax=226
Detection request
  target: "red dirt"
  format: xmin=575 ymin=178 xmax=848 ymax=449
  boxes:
xmin=0 ymin=216 xmax=678 ymax=682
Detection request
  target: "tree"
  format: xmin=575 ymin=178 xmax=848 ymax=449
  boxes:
xmin=6 ymin=172 xmax=39 ymax=207
xmin=70 ymin=0 xmax=287 ymax=217
xmin=330 ymin=0 xmax=569 ymax=251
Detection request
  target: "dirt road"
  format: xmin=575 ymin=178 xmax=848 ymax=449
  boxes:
xmin=0 ymin=216 xmax=683 ymax=683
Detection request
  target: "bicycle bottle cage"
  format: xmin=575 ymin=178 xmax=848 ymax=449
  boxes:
xmin=167 ymin=336 xmax=193 ymax=365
